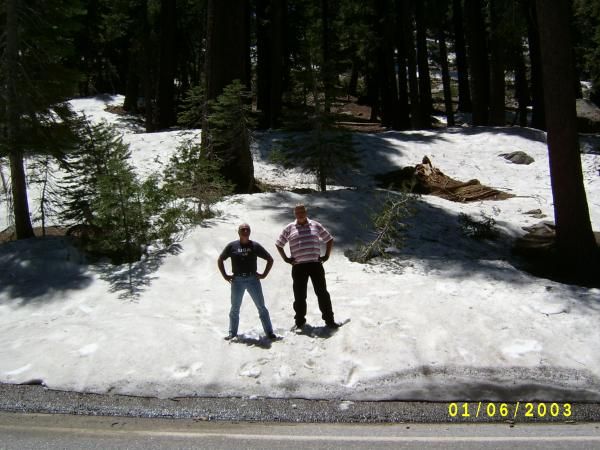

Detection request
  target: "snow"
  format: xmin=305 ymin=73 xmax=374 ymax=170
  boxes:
xmin=1 ymin=95 xmax=599 ymax=401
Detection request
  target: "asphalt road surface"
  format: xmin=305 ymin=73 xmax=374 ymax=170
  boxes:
xmin=1 ymin=412 xmax=600 ymax=450
xmin=1 ymin=383 xmax=600 ymax=449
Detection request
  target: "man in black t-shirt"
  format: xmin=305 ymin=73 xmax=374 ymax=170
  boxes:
xmin=217 ymin=223 xmax=277 ymax=341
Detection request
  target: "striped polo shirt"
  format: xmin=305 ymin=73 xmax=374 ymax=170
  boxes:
xmin=276 ymin=219 xmax=333 ymax=264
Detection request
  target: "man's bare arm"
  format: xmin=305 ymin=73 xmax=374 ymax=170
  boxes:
xmin=320 ymin=239 xmax=333 ymax=262
xmin=276 ymin=245 xmax=295 ymax=264
xmin=217 ymin=256 xmax=233 ymax=282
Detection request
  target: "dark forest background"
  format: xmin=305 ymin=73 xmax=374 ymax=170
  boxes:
xmin=1 ymin=0 xmax=599 ymax=281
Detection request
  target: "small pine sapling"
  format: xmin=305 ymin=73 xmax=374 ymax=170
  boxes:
xmin=163 ymin=140 xmax=233 ymax=219
xmin=274 ymin=112 xmax=360 ymax=191
xmin=203 ymin=79 xmax=256 ymax=192
xmin=29 ymin=155 xmax=62 ymax=236
xmin=177 ymin=85 xmax=205 ymax=128
xmin=458 ymin=212 xmax=498 ymax=239
xmin=347 ymin=193 xmax=416 ymax=263
xmin=60 ymin=119 xmax=184 ymax=263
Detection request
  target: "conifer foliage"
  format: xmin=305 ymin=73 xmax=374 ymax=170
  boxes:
xmin=347 ymin=193 xmax=416 ymax=263
xmin=273 ymin=112 xmax=360 ymax=191
xmin=60 ymin=119 xmax=180 ymax=263
xmin=163 ymin=140 xmax=233 ymax=218
xmin=204 ymin=80 xmax=256 ymax=193
xmin=177 ymin=85 xmax=205 ymax=128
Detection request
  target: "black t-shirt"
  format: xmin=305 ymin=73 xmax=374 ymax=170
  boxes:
xmin=220 ymin=240 xmax=272 ymax=275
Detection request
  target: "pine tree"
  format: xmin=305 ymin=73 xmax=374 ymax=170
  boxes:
xmin=275 ymin=110 xmax=360 ymax=192
xmin=0 ymin=0 xmax=83 ymax=239
xmin=60 ymin=119 xmax=183 ymax=263
xmin=177 ymin=85 xmax=205 ymax=128
xmin=203 ymin=0 xmax=253 ymax=192
xmin=204 ymin=80 xmax=255 ymax=193
xmin=28 ymin=155 xmax=62 ymax=236
xmin=163 ymin=140 xmax=233 ymax=218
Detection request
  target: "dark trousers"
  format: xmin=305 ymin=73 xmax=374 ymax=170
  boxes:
xmin=291 ymin=262 xmax=334 ymax=326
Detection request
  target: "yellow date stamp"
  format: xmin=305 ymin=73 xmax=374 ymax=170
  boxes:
xmin=448 ymin=402 xmax=573 ymax=419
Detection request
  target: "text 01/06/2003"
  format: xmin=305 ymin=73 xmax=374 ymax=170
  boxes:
xmin=447 ymin=402 xmax=573 ymax=420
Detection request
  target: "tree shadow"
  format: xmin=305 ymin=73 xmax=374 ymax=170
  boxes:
xmin=258 ymin=188 xmax=599 ymax=314
xmin=0 ymin=236 xmax=93 ymax=306
xmin=92 ymin=93 xmax=119 ymax=104
xmin=365 ymin=364 xmax=600 ymax=402
xmin=252 ymin=130 xmax=449 ymax=190
xmin=94 ymin=244 xmax=183 ymax=301
xmin=453 ymin=125 xmax=548 ymax=144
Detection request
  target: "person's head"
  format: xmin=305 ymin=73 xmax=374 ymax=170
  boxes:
xmin=294 ymin=204 xmax=308 ymax=224
xmin=238 ymin=223 xmax=251 ymax=242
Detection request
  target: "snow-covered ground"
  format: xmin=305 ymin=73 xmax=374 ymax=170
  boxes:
xmin=0 ymin=95 xmax=599 ymax=401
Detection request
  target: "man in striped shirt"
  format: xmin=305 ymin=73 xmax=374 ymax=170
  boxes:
xmin=276 ymin=204 xmax=339 ymax=329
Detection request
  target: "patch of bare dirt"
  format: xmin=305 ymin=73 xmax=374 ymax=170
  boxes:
xmin=331 ymin=98 xmax=386 ymax=133
xmin=0 ymin=226 xmax=69 ymax=244
xmin=104 ymin=104 xmax=128 ymax=115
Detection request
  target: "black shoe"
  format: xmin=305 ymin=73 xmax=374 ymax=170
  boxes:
xmin=267 ymin=332 xmax=278 ymax=340
xmin=326 ymin=322 xmax=340 ymax=329
xmin=291 ymin=323 xmax=306 ymax=332
xmin=224 ymin=334 xmax=237 ymax=341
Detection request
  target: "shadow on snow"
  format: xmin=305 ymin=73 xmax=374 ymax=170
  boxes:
xmin=0 ymin=236 xmax=93 ymax=306
xmin=253 ymin=188 xmax=599 ymax=314
xmin=94 ymin=244 xmax=183 ymax=301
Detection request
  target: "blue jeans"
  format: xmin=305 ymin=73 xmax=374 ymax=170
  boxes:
xmin=229 ymin=276 xmax=273 ymax=336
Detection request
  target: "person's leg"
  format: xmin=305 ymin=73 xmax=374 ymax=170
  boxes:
xmin=228 ymin=278 xmax=245 ymax=337
xmin=291 ymin=264 xmax=309 ymax=326
xmin=247 ymin=277 xmax=274 ymax=335
xmin=308 ymin=262 xmax=335 ymax=325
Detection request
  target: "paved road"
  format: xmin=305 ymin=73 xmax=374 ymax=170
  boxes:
xmin=3 ymin=383 xmax=600 ymax=423
xmin=1 ymin=412 xmax=600 ymax=449
xmin=2 ymin=383 xmax=599 ymax=448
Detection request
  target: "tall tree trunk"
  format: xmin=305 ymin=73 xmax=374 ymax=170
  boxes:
xmin=140 ymin=0 xmax=155 ymax=132
xmin=513 ymin=44 xmax=530 ymax=127
xmin=321 ymin=0 xmax=334 ymax=113
xmin=281 ymin=0 xmax=292 ymax=96
xmin=5 ymin=0 xmax=34 ymax=239
xmin=401 ymin=0 xmax=420 ymax=129
xmin=535 ymin=0 xmax=599 ymax=279
xmin=204 ymin=0 xmax=249 ymax=101
xmin=256 ymin=0 xmax=284 ymax=129
xmin=524 ymin=0 xmax=545 ymax=130
xmin=243 ymin=0 xmax=252 ymax=90
xmin=348 ymin=57 xmax=359 ymax=97
xmin=465 ymin=0 xmax=490 ymax=125
xmin=269 ymin=0 xmax=284 ymax=128
xmin=204 ymin=0 xmax=253 ymax=193
xmin=438 ymin=30 xmax=455 ymax=127
xmin=452 ymin=0 xmax=472 ymax=112
xmin=394 ymin=0 xmax=411 ymax=130
xmin=123 ymin=49 xmax=140 ymax=113
xmin=489 ymin=0 xmax=506 ymax=126
xmin=376 ymin=0 xmax=401 ymax=129
xmin=365 ymin=70 xmax=380 ymax=122
xmin=256 ymin=0 xmax=271 ymax=127
xmin=157 ymin=0 xmax=177 ymax=129
xmin=415 ymin=0 xmax=432 ymax=128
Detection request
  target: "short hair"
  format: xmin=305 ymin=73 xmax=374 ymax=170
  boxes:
xmin=238 ymin=223 xmax=251 ymax=231
xmin=294 ymin=203 xmax=306 ymax=211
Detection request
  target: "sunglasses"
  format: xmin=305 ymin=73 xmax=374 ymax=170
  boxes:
xmin=239 ymin=227 xmax=250 ymax=232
